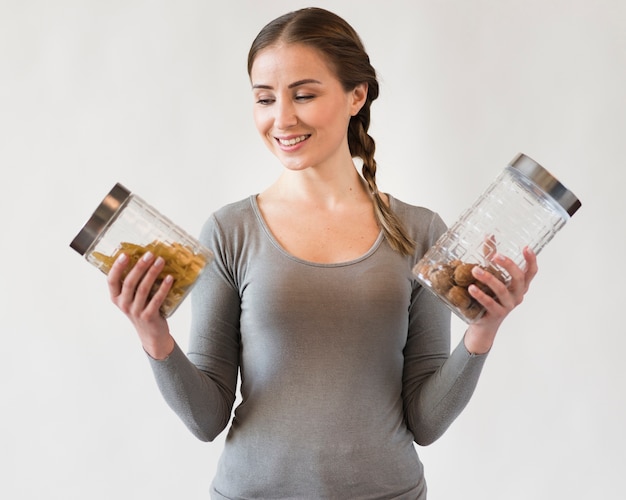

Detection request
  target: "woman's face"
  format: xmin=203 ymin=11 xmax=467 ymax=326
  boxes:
xmin=250 ymin=43 xmax=366 ymax=173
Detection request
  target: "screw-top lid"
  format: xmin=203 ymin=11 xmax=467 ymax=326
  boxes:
xmin=509 ymin=153 xmax=582 ymax=217
xmin=70 ymin=183 xmax=132 ymax=255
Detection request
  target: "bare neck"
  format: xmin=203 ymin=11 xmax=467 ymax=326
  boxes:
xmin=260 ymin=163 xmax=373 ymax=210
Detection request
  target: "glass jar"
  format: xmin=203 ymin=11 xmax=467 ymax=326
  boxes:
xmin=70 ymin=183 xmax=213 ymax=318
xmin=414 ymin=153 xmax=581 ymax=323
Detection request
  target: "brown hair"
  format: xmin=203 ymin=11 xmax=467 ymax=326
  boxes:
xmin=247 ymin=7 xmax=416 ymax=255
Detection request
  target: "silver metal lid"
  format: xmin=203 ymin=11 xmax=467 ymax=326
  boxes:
xmin=509 ymin=153 xmax=581 ymax=217
xmin=69 ymin=183 xmax=131 ymax=255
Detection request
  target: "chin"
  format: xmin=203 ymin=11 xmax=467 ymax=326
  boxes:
xmin=273 ymin=154 xmax=313 ymax=171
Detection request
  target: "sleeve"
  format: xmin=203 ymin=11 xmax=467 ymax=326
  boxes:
xmin=401 ymin=211 xmax=489 ymax=446
xmin=146 ymin=214 xmax=241 ymax=442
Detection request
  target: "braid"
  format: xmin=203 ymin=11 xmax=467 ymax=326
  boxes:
xmin=349 ymin=112 xmax=416 ymax=256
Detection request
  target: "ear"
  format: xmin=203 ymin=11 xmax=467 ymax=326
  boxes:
xmin=349 ymin=83 xmax=368 ymax=116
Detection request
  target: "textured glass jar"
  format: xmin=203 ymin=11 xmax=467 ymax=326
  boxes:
xmin=414 ymin=153 xmax=581 ymax=323
xmin=70 ymin=183 xmax=213 ymax=318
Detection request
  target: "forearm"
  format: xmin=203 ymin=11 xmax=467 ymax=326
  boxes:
xmin=405 ymin=339 xmax=488 ymax=446
xmin=147 ymin=342 xmax=235 ymax=442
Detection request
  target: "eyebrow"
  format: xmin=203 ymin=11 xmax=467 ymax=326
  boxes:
xmin=252 ymin=79 xmax=322 ymax=90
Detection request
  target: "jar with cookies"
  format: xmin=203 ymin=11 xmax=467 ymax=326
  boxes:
xmin=414 ymin=153 xmax=581 ymax=323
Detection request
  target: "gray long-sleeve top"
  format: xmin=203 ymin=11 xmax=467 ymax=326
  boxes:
xmin=148 ymin=195 xmax=488 ymax=499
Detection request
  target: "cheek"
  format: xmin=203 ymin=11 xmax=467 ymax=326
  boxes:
xmin=252 ymin=109 xmax=271 ymax=136
xmin=320 ymin=105 xmax=351 ymax=138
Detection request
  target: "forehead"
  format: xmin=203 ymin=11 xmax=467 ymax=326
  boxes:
xmin=250 ymin=43 xmax=337 ymax=84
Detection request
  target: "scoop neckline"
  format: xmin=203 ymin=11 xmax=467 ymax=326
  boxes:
xmin=249 ymin=194 xmax=388 ymax=268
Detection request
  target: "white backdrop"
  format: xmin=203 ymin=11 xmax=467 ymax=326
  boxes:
xmin=2 ymin=1 xmax=624 ymax=499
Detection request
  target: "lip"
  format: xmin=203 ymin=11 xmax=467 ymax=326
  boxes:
xmin=274 ymin=134 xmax=311 ymax=150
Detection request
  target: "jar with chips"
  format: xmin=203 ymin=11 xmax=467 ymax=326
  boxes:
xmin=414 ymin=153 xmax=581 ymax=323
xmin=70 ymin=183 xmax=213 ymax=318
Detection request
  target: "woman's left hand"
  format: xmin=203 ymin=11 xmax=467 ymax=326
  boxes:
xmin=464 ymin=247 xmax=538 ymax=354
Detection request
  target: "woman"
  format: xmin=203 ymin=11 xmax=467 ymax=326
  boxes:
xmin=107 ymin=7 xmax=537 ymax=499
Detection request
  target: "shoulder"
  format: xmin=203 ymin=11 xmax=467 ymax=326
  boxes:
xmin=388 ymin=194 xmax=448 ymax=257
xmin=211 ymin=196 xmax=256 ymax=224
xmin=203 ymin=196 xmax=258 ymax=232
xmin=199 ymin=196 xmax=258 ymax=248
xmin=388 ymin=195 xmax=447 ymax=237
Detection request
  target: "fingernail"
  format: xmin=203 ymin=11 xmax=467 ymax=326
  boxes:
xmin=116 ymin=253 xmax=128 ymax=264
xmin=154 ymin=256 xmax=165 ymax=267
xmin=142 ymin=251 xmax=153 ymax=262
xmin=164 ymin=274 xmax=173 ymax=284
xmin=473 ymin=266 xmax=484 ymax=276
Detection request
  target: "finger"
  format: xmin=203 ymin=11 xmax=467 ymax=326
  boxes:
xmin=472 ymin=263 xmax=508 ymax=294
xmin=522 ymin=247 xmax=539 ymax=288
xmin=114 ymin=251 xmax=157 ymax=311
xmin=121 ymin=251 xmax=155 ymax=289
xmin=491 ymin=254 xmax=527 ymax=298
xmin=468 ymin=282 xmax=506 ymax=319
xmin=107 ymin=253 xmax=129 ymax=299
xmin=495 ymin=251 xmax=537 ymax=299
xmin=144 ymin=273 xmax=174 ymax=317
xmin=472 ymin=255 xmax=523 ymax=310
xmin=131 ymin=256 xmax=166 ymax=312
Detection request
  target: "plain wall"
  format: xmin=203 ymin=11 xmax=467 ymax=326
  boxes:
xmin=2 ymin=1 xmax=624 ymax=498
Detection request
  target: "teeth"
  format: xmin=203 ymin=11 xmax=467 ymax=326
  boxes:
xmin=279 ymin=135 xmax=308 ymax=146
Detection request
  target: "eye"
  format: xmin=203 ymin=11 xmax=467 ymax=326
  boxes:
xmin=295 ymin=94 xmax=314 ymax=102
xmin=255 ymin=97 xmax=275 ymax=105
xmin=253 ymin=90 xmax=275 ymax=105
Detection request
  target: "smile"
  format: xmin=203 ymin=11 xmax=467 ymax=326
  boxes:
xmin=277 ymin=135 xmax=310 ymax=146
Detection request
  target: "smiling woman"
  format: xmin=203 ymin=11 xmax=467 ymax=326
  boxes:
xmin=248 ymin=8 xmax=417 ymax=256
xmin=102 ymin=6 xmax=539 ymax=499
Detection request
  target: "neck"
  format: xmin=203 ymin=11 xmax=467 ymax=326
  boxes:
xmin=267 ymin=162 xmax=371 ymax=209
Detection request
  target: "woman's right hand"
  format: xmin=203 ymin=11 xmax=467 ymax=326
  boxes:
xmin=107 ymin=251 xmax=176 ymax=360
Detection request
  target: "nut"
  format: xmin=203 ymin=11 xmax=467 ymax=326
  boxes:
xmin=422 ymin=257 xmax=510 ymax=322
xmin=447 ymin=286 xmax=472 ymax=309
xmin=453 ymin=263 xmax=476 ymax=287
xmin=462 ymin=302 xmax=483 ymax=320
xmin=429 ymin=265 xmax=455 ymax=294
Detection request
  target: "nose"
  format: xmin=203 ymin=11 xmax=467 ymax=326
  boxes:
xmin=274 ymin=99 xmax=298 ymax=130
